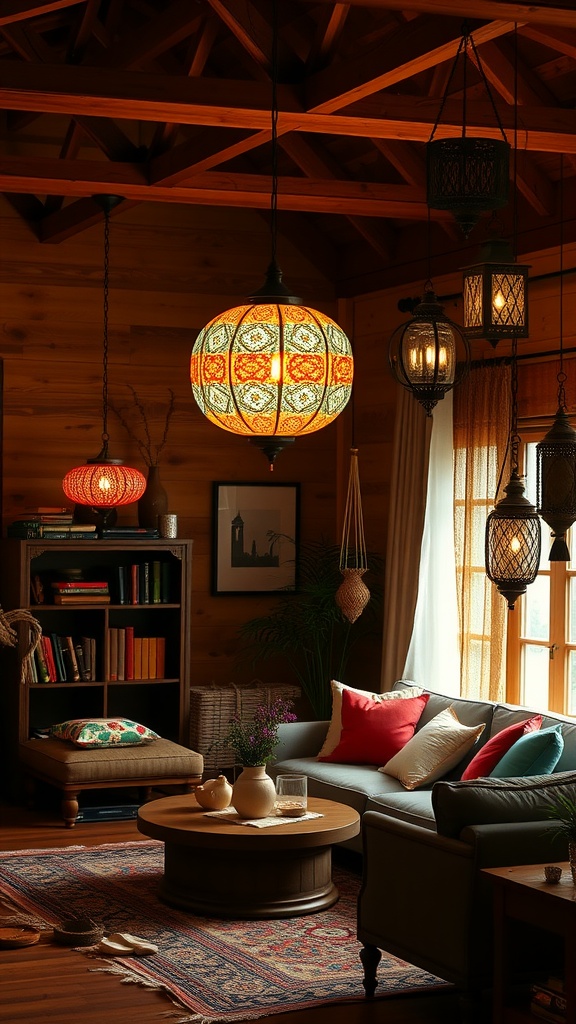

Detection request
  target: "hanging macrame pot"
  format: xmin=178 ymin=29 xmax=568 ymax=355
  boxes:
xmin=336 ymin=568 xmax=370 ymax=624
xmin=232 ymin=766 xmax=276 ymax=819
xmin=138 ymin=465 xmax=168 ymax=529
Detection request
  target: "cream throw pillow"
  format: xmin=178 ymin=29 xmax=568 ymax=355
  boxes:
xmin=317 ymin=679 xmax=424 ymax=759
xmin=379 ymin=706 xmax=485 ymax=790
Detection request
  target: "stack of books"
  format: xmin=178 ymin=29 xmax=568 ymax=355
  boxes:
xmin=31 ymin=634 xmax=97 ymax=683
xmin=107 ymin=626 xmax=166 ymax=681
xmin=8 ymin=508 xmax=98 ymax=540
xmin=531 ymin=978 xmax=566 ymax=1022
xmin=51 ymin=580 xmax=110 ymax=605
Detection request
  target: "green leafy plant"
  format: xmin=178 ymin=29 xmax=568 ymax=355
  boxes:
xmin=236 ymin=539 xmax=383 ymax=721
xmin=547 ymin=793 xmax=576 ymax=842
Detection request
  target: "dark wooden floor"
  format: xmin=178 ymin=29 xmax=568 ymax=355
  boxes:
xmin=0 ymin=797 xmax=466 ymax=1024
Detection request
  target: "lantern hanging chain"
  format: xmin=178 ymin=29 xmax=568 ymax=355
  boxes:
xmin=510 ymin=334 xmax=520 ymax=476
xmin=429 ymin=23 xmax=507 ymax=144
xmin=557 ymin=153 xmax=566 ymax=411
xmin=269 ymin=0 xmax=279 ymax=268
xmin=512 ymin=24 xmax=519 ymax=261
xmin=101 ymin=205 xmax=110 ymax=451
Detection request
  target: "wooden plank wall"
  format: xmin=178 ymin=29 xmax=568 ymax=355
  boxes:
xmin=0 ymin=197 xmax=392 ymax=699
xmin=2 ymin=191 xmax=571 ymax=708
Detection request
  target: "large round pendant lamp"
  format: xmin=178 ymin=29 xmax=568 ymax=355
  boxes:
xmin=191 ymin=263 xmax=353 ymax=467
xmin=62 ymin=195 xmax=146 ymax=521
xmin=189 ymin=0 xmax=352 ymax=467
xmin=388 ymin=285 xmax=470 ymax=416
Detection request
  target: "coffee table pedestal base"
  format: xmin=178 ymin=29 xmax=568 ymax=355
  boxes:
xmin=161 ymin=844 xmax=338 ymax=918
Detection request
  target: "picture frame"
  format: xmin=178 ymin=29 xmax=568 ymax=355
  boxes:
xmin=212 ymin=482 xmax=299 ymax=595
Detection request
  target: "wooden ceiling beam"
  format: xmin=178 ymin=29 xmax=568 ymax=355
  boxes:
xmin=299 ymin=0 xmax=576 ymax=31
xmin=0 ymin=0 xmax=86 ymax=27
xmin=102 ymin=2 xmax=205 ymax=70
xmin=1 ymin=64 xmax=574 ymax=152
xmin=0 ymin=158 xmax=456 ymax=219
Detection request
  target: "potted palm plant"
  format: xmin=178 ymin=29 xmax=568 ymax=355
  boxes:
xmin=236 ymin=539 xmax=383 ymax=721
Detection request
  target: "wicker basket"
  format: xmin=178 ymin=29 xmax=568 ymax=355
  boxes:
xmin=189 ymin=682 xmax=300 ymax=771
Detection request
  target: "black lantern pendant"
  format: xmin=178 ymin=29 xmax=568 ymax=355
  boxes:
xmin=463 ymin=238 xmax=530 ymax=347
xmin=388 ymin=285 xmax=470 ymax=415
xmin=485 ymin=470 xmax=541 ymax=610
xmin=537 ymin=407 xmax=576 ymax=561
xmin=427 ymin=27 xmax=510 ymax=238
xmin=485 ymin=339 xmax=541 ymax=609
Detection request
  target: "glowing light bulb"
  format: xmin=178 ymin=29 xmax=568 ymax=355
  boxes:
xmin=98 ymin=475 xmax=111 ymax=493
xmin=510 ymin=536 xmax=521 ymax=554
xmin=493 ymin=289 xmax=506 ymax=312
xmin=270 ymin=353 xmax=281 ymax=382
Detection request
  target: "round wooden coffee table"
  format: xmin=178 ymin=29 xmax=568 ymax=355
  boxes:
xmin=137 ymin=794 xmax=360 ymax=919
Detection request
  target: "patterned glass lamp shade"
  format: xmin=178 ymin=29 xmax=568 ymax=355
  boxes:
xmin=427 ymin=138 xmax=510 ymax=238
xmin=485 ymin=471 xmax=541 ymax=610
xmin=388 ymin=289 xmax=470 ymax=415
xmin=191 ymin=270 xmax=353 ymax=466
xmin=463 ymin=239 xmax=529 ymax=347
xmin=63 ymin=454 xmax=146 ymax=510
xmin=537 ymin=409 xmax=576 ymax=561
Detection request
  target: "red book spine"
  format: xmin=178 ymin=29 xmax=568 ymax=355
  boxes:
xmin=41 ymin=636 xmax=57 ymax=682
xmin=53 ymin=581 xmax=108 ymax=590
xmin=131 ymin=564 xmax=139 ymax=605
xmin=125 ymin=626 xmax=134 ymax=680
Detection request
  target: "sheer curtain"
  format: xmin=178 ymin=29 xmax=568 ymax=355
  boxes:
xmin=453 ymin=363 xmax=511 ymax=701
xmin=403 ymin=393 xmax=460 ymax=695
xmin=381 ymin=390 xmax=432 ymax=690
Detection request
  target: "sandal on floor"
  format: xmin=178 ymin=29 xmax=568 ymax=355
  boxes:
xmin=105 ymin=932 xmax=159 ymax=955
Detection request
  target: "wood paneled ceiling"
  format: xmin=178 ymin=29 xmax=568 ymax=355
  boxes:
xmin=1 ymin=0 xmax=575 ymax=295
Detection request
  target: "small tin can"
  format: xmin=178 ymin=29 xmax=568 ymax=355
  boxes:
xmin=159 ymin=513 xmax=178 ymax=539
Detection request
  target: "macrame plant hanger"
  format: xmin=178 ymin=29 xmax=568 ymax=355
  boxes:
xmin=336 ymin=354 xmax=370 ymax=623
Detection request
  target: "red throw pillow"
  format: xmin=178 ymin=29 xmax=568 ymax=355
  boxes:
xmin=461 ymin=714 xmax=543 ymax=781
xmin=318 ymin=689 xmax=429 ymax=765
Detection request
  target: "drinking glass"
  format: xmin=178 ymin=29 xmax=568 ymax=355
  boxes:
xmin=275 ymin=774 xmax=307 ymax=817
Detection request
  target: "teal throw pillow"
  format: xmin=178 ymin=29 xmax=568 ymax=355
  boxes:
xmin=489 ymin=724 xmax=564 ymax=778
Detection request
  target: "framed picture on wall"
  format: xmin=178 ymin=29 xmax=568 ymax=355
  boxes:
xmin=212 ymin=482 xmax=300 ymax=595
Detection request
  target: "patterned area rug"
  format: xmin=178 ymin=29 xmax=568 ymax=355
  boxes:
xmin=0 ymin=841 xmax=449 ymax=1023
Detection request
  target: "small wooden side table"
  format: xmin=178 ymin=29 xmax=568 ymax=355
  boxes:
xmin=483 ymin=862 xmax=575 ymax=1024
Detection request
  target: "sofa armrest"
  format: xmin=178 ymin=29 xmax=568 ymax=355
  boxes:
xmin=460 ymin=819 xmax=568 ymax=866
xmin=273 ymin=720 xmax=329 ymax=762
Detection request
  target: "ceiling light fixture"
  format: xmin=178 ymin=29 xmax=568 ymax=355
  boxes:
xmin=427 ymin=23 xmax=510 ymax=238
xmin=485 ymin=336 xmax=541 ymax=609
xmin=189 ymin=1 xmax=353 ymax=469
xmin=462 ymin=29 xmax=529 ymax=346
xmin=62 ymin=195 xmax=146 ymax=522
xmin=536 ymin=156 xmax=576 ymax=561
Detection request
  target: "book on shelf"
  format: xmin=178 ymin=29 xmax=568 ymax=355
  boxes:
xmin=140 ymin=561 xmax=151 ymax=603
xmin=109 ymin=628 xmax=118 ymax=681
xmin=51 ymin=586 xmax=109 ymax=596
xmin=74 ymin=640 xmax=90 ymax=681
xmin=52 ymin=581 xmax=108 ymax=591
xmin=116 ymin=566 xmax=128 ymax=604
xmin=152 ymin=561 xmax=161 ymax=603
xmin=65 ymin=636 xmax=81 ymax=682
xmin=117 ymin=627 xmax=125 ymax=680
xmin=42 ymin=523 xmax=96 ymax=533
xmin=141 ymin=636 xmax=150 ymax=678
xmin=50 ymin=633 xmax=67 ymax=681
xmin=134 ymin=637 xmax=143 ymax=680
xmin=34 ymin=642 xmax=51 ymax=683
xmin=100 ymin=527 xmax=160 ymax=537
xmin=125 ymin=625 xmax=134 ymax=680
xmin=148 ymin=636 xmax=157 ymax=680
xmin=130 ymin=564 xmax=139 ymax=604
xmin=80 ymin=636 xmax=96 ymax=681
xmin=40 ymin=636 xmax=57 ymax=682
xmin=53 ymin=594 xmax=110 ymax=605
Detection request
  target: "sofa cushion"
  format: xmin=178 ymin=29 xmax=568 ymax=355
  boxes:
xmin=317 ymin=679 xmax=424 ymax=758
xmin=380 ymin=707 xmax=486 ymax=790
xmin=462 ymin=715 xmax=543 ymax=780
xmin=366 ymin=790 xmax=436 ymax=830
xmin=489 ymin=725 xmax=564 ymax=778
xmin=491 ymin=704 xmax=576 ymax=773
xmin=318 ymin=690 xmax=429 ymax=765
xmin=433 ymin=771 xmax=576 ymax=839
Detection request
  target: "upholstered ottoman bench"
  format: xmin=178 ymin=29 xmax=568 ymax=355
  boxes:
xmin=20 ymin=737 xmax=204 ymax=827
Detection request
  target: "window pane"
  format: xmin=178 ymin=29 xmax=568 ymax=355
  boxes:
xmin=521 ymin=645 xmax=549 ymax=708
xmin=522 ymin=575 xmax=549 ymax=642
xmin=569 ymin=578 xmax=576 ymax=643
xmin=568 ymin=652 xmax=576 ymax=716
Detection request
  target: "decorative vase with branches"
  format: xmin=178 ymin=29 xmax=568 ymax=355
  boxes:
xmin=110 ymin=386 xmax=175 ymax=527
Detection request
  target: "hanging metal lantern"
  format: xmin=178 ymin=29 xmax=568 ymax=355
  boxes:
xmin=537 ymin=408 xmax=576 ymax=561
xmin=388 ymin=286 xmax=470 ymax=415
xmin=485 ymin=470 xmax=541 ymax=610
xmin=426 ymin=28 xmax=510 ymax=238
xmin=427 ymin=138 xmax=509 ymax=238
xmin=462 ymin=238 xmax=530 ymax=347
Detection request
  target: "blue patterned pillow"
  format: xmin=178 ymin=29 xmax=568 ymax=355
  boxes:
xmin=489 ymin=724 xmax=564 ymax=778
xmin=49 ymin=718 xmax=159 ymax=748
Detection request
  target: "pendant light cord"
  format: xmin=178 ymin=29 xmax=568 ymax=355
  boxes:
xmin=270 ymin=0 xmax=279 ymax=268
xmin=102 ymin=206 xmax=110 ymax=450
xmin=429 ymin=24 xmax=507 ymax=144
xmin=557 ymin=153 xmax=566 ymax=410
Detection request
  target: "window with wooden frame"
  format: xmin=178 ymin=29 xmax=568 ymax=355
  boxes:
xmin=506 ymin=433 xmax=576 ymax=717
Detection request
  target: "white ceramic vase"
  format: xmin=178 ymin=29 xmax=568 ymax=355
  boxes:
xmin=232 ymin=765 xmax=276 ymax=819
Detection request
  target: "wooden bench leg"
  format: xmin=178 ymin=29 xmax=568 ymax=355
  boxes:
xmin=61 ymin=792 xmax=80 ymax=828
